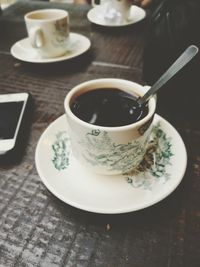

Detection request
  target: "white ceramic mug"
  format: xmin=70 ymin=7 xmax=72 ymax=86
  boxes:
xmin=92 ymin=0 xmax=131 ymax=23
xmin=64 ymin=79 xmax=156 ymax=175
xmin=25 ymin=9 xmax=69 ymax=58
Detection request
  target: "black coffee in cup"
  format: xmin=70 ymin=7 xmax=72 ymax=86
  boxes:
xmin=70 ymin=88 xmax=148 ymax=127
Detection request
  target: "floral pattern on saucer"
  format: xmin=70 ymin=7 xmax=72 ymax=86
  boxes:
xmin=52 ymin=131 xmax=71 ymax=171
xmin=51 ymin=122 xmax=174 ymax=190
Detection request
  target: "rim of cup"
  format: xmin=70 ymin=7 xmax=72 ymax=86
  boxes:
xmin=25 ymin=9 xmax=68 ymax=22
xmin=65 ymin=78 xmax=156 ymax=132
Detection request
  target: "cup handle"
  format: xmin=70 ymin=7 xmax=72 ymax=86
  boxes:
xmin=29 ymin=27 xmax=44 ymax=48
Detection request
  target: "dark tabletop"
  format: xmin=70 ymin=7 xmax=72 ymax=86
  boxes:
xmin=0 ymin=1 xmax=199 ymax=267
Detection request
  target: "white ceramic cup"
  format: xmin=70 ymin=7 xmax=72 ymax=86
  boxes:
xmin=25 ymin=9 xmax=70 ymax=58
xmin=92 ymin=0 xmax=132 ymax=23
xmin=64 ymin=78 xmax=156 ymax=175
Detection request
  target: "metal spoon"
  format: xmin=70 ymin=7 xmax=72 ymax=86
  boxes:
xmin=137 ymin=45 xmax=199 ymax=106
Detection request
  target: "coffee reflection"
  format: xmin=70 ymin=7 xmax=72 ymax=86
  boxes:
xmin=70 ymin=88 xmax=148 ymax=127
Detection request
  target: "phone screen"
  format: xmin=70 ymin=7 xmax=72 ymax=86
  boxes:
xmin=0 ymin=101 xmax=24 ymax=139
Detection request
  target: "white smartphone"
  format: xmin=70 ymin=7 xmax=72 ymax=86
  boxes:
xmin=0 ymin=92 xmax=31 ymax=155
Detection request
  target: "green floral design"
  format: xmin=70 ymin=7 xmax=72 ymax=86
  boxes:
xmin=52 ymin=131 xmax=71 ymax=171
xmin=125 ymin=122 xmax=174 ymax=190
xmin=52 ymin=19 xmax=69 ymax=48
xmin=51 ymin=123 xmax=174 ymax=190
xmin=79 ymin=130 xmax=148 ymax=173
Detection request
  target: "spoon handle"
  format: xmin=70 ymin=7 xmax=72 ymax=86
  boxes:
xmin=137 ymin=45 xmax=199 ymax=106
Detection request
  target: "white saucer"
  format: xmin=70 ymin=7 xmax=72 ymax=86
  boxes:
xmin=87 ymin=5 xmax=146 ymax=27
xmin=35 ymin=114 xmax=187 ymax=214
xmin=10 ymin=33 xmax=91 ymax=63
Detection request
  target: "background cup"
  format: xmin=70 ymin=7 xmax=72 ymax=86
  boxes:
xmin=25 ymin=9 xmax=69 ymax=59
xmin=92 ymin=0 xmax=131 ymax=23
xmin=64 ymin=78 xmax=156 ymax=175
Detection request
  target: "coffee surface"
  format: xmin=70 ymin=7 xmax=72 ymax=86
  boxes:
xmin=70 ymin=88 xmax=148 ymax=127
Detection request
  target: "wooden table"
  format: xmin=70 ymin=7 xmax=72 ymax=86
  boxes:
xmin=0 ymin=1 xmax=199 ymax=266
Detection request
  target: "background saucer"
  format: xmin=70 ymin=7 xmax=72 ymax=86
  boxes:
xmin=87 ymin=5 xmax=146 ymax=27
xmin=35 ymin=114 xmax=187 ymax=214
xmin=10 ymin=33 xmax=91 ymax=63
